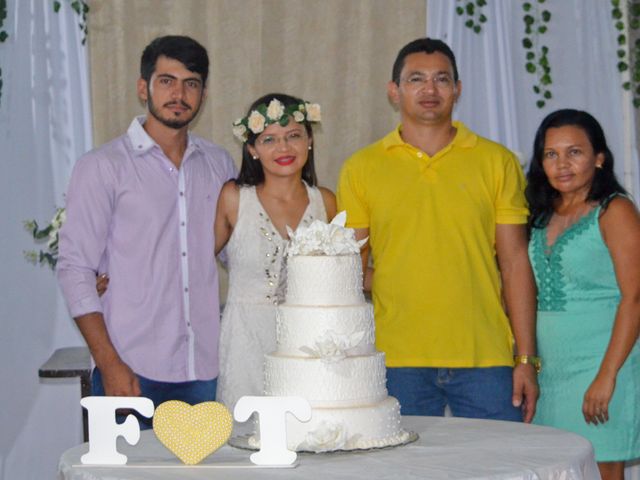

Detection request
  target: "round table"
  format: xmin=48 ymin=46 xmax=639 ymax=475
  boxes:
xmin=58 ymin=416 xmax=600 ymax=480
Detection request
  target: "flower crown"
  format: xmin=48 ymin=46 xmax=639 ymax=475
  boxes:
xmin=232 ymin=98 xmax=321 ymax=142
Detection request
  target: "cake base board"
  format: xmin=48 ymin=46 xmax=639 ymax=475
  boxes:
xmin=228 ymin=430 xmax=418 ymax=454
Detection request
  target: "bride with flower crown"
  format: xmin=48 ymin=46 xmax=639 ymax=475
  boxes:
xmin=214 ymin=93 xmax=336 ymax=414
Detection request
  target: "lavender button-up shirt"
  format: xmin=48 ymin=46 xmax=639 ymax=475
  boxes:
xmin=57 ymin=117 xmax=237 ymax=382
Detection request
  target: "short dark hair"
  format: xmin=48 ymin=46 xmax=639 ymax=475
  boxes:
xmin=525 ymin=108 xmax=627 ymax=231
xmin=140 ymin=35 xmax=209 ymax=85
xmin=236 ymin=93 xmax=318 ymax=187
xmin=392 ymin=37 xmax=459 ymax=84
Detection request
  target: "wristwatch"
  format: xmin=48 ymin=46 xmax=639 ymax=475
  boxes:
xmin=513 ymin=354 xmax=542 ymax=373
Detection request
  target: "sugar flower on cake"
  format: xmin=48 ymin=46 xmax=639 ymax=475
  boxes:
xmin=299 ymin=329 xmax=366 ymax=362
xmin=286 ymin=211 xmax=368 ymax=256
xmin=298 ymin=421 xmax=350 ymax=452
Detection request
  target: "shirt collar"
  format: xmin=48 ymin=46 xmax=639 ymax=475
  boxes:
xmin=383 ymin=120 xmax=478 ymax=152
xmin=127 ymin=115 xmax=200 ymax=156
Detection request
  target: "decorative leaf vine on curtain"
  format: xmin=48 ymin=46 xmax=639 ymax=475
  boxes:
xmin=0 ymin=0 xmax=8 ymax=107
xmin=0 ymin=0 xmax=89 ymax=107
xmin=522 ymin=0 xmax=552 ymax=108
xmin=612 ymin=0 xmax=640 ymax=107
xmin=53 ymin=0 xmax=89 ymax=45
xmin=455 ymin=0 xmax=488 ymax=33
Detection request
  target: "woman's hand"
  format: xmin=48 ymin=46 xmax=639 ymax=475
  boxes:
xmin=96 ymin=273 xmax=109 ymax=297
xmin=582 ymin=372 xmax=616 ymax=425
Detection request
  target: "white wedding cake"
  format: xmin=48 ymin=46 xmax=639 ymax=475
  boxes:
xmin=250 ymin=212 xmax=411 ymax=452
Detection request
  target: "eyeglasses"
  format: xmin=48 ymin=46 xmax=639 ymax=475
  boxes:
xmin=255 ymin=131 xmax=309 ymax=148
xmin=400 ymin=73 xmax=455 ymax=89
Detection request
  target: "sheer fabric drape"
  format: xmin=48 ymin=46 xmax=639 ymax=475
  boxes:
xmin=427 ymin=0 xmax=640 ymax=201
xmin=427 ymin=2 xmax=640 ymax=476
xmin=0 ymin=1 xmax=92 ymax=479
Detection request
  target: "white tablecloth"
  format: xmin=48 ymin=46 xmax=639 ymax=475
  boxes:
xmin=58 ymin=416 xmax=600 ymax=480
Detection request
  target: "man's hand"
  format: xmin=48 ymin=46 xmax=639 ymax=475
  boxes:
xmin=96 ymin=273 xmax=109 ymax=296
xmin=99 ymin=359 xmax=141 ymax=397
xmin=512 ymin=363 xmax=539 ymax=423
xmin=74 ymin=311 xmax=141 ymax=397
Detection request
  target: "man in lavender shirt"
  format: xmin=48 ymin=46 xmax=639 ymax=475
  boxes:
xmin=57 ymin=36 xmax=236 ymax=424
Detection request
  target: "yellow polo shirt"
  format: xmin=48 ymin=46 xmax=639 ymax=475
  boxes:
xmin=337 ymin=122 xmax=528 ymax=367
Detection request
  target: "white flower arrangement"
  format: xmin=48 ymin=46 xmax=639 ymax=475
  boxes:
xmin=23 ymin=207 xmax=66 ymax=270
xmin=232 ymin=98 xmax=321 ymax=142
xmin=286 ymin=211 xmax=367 ymax=256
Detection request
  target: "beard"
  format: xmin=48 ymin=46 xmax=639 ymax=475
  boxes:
xmin=146 ymin=87 xmax=202 ymax=130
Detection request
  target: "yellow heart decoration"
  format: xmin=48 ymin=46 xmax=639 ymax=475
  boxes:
xmin=153 ymin=400 xmax=233 ymax=465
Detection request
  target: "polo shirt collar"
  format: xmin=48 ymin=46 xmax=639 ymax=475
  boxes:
xmin=127 ymin=115 xmax=199 ymax=156
xmin=383 ymin=120 xmax=478 ymax=152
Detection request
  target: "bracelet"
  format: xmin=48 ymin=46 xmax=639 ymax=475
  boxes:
xmin=513 ymin=355 xmax=542 ymax=373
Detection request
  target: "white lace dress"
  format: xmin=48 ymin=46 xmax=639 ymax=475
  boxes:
xmin=216 ymin=183 xmax=327 ymax=415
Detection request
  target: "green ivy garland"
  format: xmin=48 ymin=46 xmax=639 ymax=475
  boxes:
xmin=455 ymin=0 xmax=488 ymax=34
xmin=54 ymin=0 xmax=89 ymax=45
xmin=0 ymin=0 xmax=8 ymax=107
xmin=522 ymin=0 xmax=552 ymax=108
xmin=0 ymin=0 xmax=88 ymax=107
xmin=612 ymin=0 xmax=640 ymax=107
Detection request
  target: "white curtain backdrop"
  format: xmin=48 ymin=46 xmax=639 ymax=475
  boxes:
xmin=427 ymin=2 xmax=640 ymax=477
xmin=0 ymin=1 xmax=92 ymax=479
xmin=427 ymin=0 xmax=640 ymax=202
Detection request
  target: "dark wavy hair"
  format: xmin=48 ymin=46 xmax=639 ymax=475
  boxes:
xmin=235 ymin=93 xmax=318 ymax=187
xmin=525 ymin=109 xmax=626 ymax=231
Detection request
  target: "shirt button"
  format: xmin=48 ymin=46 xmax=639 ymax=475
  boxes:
xmin=179 ymin=191 xmax=184 ymax=196
xmin=417 ymin=152 xmax=423 ymax=158
xmin=169 ymin=167 xmax=174 ymax=172
xmin=184 ymin=287 xmax=189 ymax=292
xmin=182 ymin=252 xmax=187 ymax=257
xmin=181 ymin=222 xmax=186 ymax=227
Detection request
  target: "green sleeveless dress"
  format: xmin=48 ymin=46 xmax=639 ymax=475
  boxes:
xmin=529 ymin=202 xmax=640 ymax=462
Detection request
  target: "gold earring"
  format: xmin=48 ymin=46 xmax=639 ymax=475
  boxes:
xmin=252 ymin=155 xmax=259 ymax=160
xmin=596 ymin=163 xmax=603 ymax=169
xmin=308 ymin=146 xmax=312 ymax=151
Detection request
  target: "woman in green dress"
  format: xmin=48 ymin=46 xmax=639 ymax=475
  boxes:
xmin=526 ymin=109 xmax=640 ymax=480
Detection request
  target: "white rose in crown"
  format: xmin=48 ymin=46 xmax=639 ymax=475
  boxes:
xmin=292 ymin=110 xmax=305 ymax=122
xmin=286 ymin=211 xmax=367 ymax=256
xmin=247 ymin=110 xmax=266 ymax=134
xmin=232 ymin=124 xmax=247 ymax=142
xmin=305 ymin=103 xmax=321 ymax=122
xmin=266 ymin=99 xmax=285 ymax=120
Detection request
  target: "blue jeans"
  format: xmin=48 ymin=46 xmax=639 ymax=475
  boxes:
xmin=386 ymin=367 xmax=523 ymax=421
xmin=91 ymin=368 xmax=217 ymax=429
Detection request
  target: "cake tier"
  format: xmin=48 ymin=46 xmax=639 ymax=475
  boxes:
xmin=264 ymin=352 xmax=387 ymax=407
xmin=248 ymin=397 xmax=411 ymax=452
xmin=276 ymin=304 xmax=375 ymax=357
xmin=285 ymin=254 xmax=364 ymax=305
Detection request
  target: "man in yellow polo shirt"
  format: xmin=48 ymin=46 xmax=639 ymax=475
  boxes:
xmin=337 ymin=38 xmax=539 ymax=422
